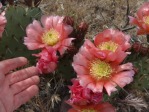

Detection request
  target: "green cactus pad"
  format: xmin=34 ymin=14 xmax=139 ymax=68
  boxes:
xmin=0 ymin=6 xmax=42 ymax=64
xmin=127 ymin=54 xmax=149 ymax=90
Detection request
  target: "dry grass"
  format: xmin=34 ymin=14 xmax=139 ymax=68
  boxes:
xmin=40 ymin=0 xmax=148 ymax=38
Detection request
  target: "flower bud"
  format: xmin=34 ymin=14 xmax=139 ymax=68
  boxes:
xmin=63 ymin=16 xmax=74 ymax=26
xmin=140 ymin=46 xmax=148 ymax=56
xmin=78 ymin=22 xmax=88 ymax=32
xmin=132 ymin=42 xmax=141 ymax=52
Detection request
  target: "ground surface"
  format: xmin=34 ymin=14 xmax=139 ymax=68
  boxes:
xmin=14 ymin=0 xmax=149 ymax=112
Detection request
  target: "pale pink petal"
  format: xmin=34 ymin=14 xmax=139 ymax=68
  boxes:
xmin=118 ymin=70 xmax=135 ymax=77
xmin=52 ymin=16 xmax=63 ymax=28
xmin=90 ymin=49 xmax=106 ymax=59
xmin=124 ymin=35 xmax=131 ymax=42
xmin=94 ymin=32 xmax=104 ymax=46
xmin=112 ymin=31 xmax=125 ymax=43
xmin=0 ymin=12 xmax=6 ymax=38
xmin=0 ymin=3 xmax=2 ymax=8
xmin=106 ymin=52 xmax=117 ymax=62
xmin=0 ymin=16 xmax=6 ymax=25
xmin=26 ymin=24 xmax=41 ymax=41
xmin=58 ymin=46 xmax=68 ymax=55
xmin=53 ymin=42 xmax=61 ymax=50
xmin=117 ymin=63 xmax=133 ymax=72
xmin=79 ymin=46 xmax=94 ymax=60
xmin=72 ymin=63 xmax=88 ymax=75
xmin=87 ymin=83 xmax=97 ymax=92
xmin=95 ymin=81 xmax=104 ymax=93
xmin=112 ymin=70 xmax=135 ymax=88
xmin=115 ymin=50 xmax=127 ymax=64
xmin=64 ymin=24 xmax=73 ymax=35
xmin=103 ymin=29 xmax=115 ymax=39
xmin=73 ymin=53 xmax=89 ymax=67
xmin=61 ymin=38 xmax=74 ymax=46
xmin=84 ymin=39 xmax=96 ymax=49
xmin=41 ymin=15 xmax=53 ymax=29
xmin=23 ymin=42 xmax=44 ymax=50
xmin=104 ymin=81 xmax=117 ymax=96
xmin=32 ymin=20 xmax=43 ymax=33
xmin=129 ymin=16 xmax=139 ymax=25
xmin=24 ymin=20 xmax=44 ymax=49
xmin=59 ymin=24 xmax=73 ymax=40
xmin=79 ymin=75 xmax=93 ymax=87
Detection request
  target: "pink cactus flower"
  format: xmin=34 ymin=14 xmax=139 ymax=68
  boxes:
xmin=72 ymin=40 xmax=135 ymax=96
xmin=129 ymin=2 xmax=149 ymax=35
xmin=93 ymin=29 xmax=131 ymax=64
xmin=68 ymin=102 xmax=116 ymax=112
xmin=34 ymin=47 xmax=58 ymax=74
xmin=68 ymin=79 xmax=103 ymax=106
xmin=24 ymin=15 xmax=74 ymax=55
xmin=0 ymin=3 xmax=7 ymax=38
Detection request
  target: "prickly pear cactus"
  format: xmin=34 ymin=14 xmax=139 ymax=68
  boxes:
xmin=127 ymin=41 xmax=149 ymax=90
xmin=0 ymin=6 xmax=42 ymax=64
xmin=130 ymin=56 xmax=149 ymax=89
xmin=56 ymin=54 xmax=76 ymax=79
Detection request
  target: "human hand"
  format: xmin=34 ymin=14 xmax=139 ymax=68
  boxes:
xmin=0 ymin=57 xmax=40 ymax=112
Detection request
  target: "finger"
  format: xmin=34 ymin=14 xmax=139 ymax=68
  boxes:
xmin=0 ymin=101 xmax=6 ymax=112
xmin=11 ymin=76 xmax=39 ymax=94
xmin=0 ymin=74 xmax=5 ymax=85
xmin=0 ymin=57 xmax=27 ymax=75
xmin=14 ymin=85 xmax=39 ymax=110
xmin=8 ymin=66 xmax=39 ymax=85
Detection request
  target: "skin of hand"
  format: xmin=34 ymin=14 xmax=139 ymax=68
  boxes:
xmin=0 ymin=57 xmax=40 ymax=112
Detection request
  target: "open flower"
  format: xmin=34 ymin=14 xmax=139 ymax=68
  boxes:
xmin=24 ymin=15 xmax=74 ymax=55
xmin=92 ymin=29 xmax=131 ymax=64
xmin=129 ymin=2 xmax=149 ymax=35
xmin=68 ymin=79 xmax=103 ymax=106
xmin=0 ymin=3 xmax=7 ymax=38
xmin=68 ymin=102 xmax=115 ymax=112
xmin=34 ymin=47 xmax=58 ymax=74
xmin=72 ymin=40 xmax=135 ymax=96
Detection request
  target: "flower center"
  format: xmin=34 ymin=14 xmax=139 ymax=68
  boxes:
xmin=42 ymin=29 xmax=59 ymax=46
xmin=82 ymin=109 xmax=96 ymax=112
xmin=89 ymin=59 xmax=113 ymax=80
xmin=144 ymin=16 xmax=149 ymax=25
xmin=98 ymin=41 xmax=118 ymax=52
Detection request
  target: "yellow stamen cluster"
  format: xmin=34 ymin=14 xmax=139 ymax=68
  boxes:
xmin=42 ymin=29 xmax=59 ymax=46
xmin=98 ymin=41 xmax=118 ymax=52
xmin=89 ymin=59 xmax=113 ymax=80
xmin=82 ymin=109 xmax=96 ymax=112
xmin=144 ymin=16 xmax=149 ymax=25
